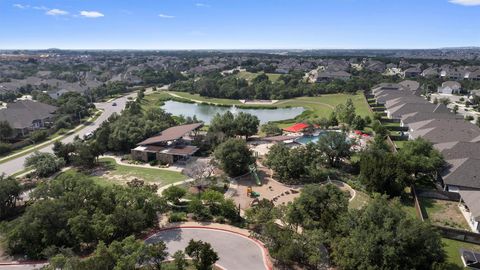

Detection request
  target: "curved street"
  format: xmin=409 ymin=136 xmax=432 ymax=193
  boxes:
xmin=0 ymin=92 xmax=136 ymax=176
xmin=146 ymin=227 xmax=270 ymax=270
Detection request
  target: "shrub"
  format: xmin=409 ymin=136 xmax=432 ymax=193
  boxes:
xmin=0 ymin=142 xmax=12 ymax=155
xmin=169 ymin=212 xmax=187 ymax=223
xmin=29 ymin=130 xmax=49 ymax=143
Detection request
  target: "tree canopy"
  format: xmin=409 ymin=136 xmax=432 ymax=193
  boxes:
xmin=333 ymin=196 xmax=445 ymax=270
xmin=214 ymin=138 xmax=255 ymax=177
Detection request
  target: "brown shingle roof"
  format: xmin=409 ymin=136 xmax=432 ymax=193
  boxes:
xmin=138 ymin=123 xmax=203 ymax=145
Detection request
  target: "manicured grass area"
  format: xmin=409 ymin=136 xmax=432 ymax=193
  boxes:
xmin=421 ymin=198 xmax=470 ymax=230
xmin=236 ymin=71 xmax=282 ymax=82
xmin=349 ymin=190 xmax=370 ymax=210
xmin=442 ymin=238 xmax=480 ymax=269
xmin=94 ymin=158 xmax=187 ymax=187
xmin=393 ymin=140 xmax=408 ymax=149
xmin=157 ymin=91 xmax=373 ymax=123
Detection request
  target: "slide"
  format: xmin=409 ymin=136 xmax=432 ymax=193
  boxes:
xmin=249 ymin=164 xmax=262 ymax=186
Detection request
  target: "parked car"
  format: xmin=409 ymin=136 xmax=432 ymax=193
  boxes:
xmin=112 ymin=102 xmax=117 ymax=106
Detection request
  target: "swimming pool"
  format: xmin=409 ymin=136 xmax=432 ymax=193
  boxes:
xmin=295 ymin=132 xmax=328 ymax=145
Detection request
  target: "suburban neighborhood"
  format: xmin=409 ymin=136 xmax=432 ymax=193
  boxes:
xmin=2 ymin=0 xmax=480 ymax=269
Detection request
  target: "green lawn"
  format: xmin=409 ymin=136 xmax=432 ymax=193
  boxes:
xmin=442 ymin=238 xmax=480 ymax=269
xmin=92 ymin=158 xmax=187 ymax=187
xmin=157 ymin=91 xmax=372 ymax=123
xmin=236 ymin=71 xmax=282 ymax=82
xmin=349 ymin=190 xmax=371 ymax=210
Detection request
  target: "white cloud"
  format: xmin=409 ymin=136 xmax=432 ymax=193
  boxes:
xmin=79 ymin=11 xmax=104 ymax=18
xmin=33 ymin=6 xmax=48 ymax=11
xmin=158 ymin=13 xmax=175 ymax=19
xmin=46 ymin=9 xmax=69 ymax=16
xmin=449 ymin=0 xmax=480 ymax=6
xmin=13 ymin=4 xmax=29 ymax=9
xmin=195 ymin=3 xmax=210 ymax=7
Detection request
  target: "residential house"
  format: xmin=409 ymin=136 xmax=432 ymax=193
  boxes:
xmin=403 ymin=67 xmax=422 ymax=78
xmin=0 ymin=100 xmax=57 ymax=137
xmin=131 ymin=123 xmax=203 ymax=165
xmin=316 ymin=71 xmax=351 ymax=82
xmin=421 ymin=67 xmax=440 ymax=78
xmin=438 ymin=81 xmax=462 ymax=94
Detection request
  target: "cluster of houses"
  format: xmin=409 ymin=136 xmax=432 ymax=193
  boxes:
xmin=372 ymin=81 xmax=480 ymax=232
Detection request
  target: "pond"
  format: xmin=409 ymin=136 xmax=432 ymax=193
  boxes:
xmin=161 ymin=101 xmax=305 ymax=124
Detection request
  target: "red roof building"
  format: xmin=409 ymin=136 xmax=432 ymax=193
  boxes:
xmin=283 ymin=123 xmax=310 ymax=133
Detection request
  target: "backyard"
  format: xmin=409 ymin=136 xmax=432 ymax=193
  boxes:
xmin=443 ymin=238 xmax=480 ymax=269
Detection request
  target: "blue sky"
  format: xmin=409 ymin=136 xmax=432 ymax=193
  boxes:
xmin=0 ymin=0 xmax=479 ymax=49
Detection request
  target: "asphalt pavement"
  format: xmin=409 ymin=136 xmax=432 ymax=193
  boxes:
xmin=146 ymin=227 xmax=269 ymax=270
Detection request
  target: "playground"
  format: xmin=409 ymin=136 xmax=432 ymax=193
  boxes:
xmin=229 ymin=163 xmax=362 ymax=210
xmin=230 ymin=164 xmax=302 ymax=209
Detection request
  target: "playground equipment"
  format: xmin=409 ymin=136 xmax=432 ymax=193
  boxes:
xmin=247 ymin=186 xmax=260 ymax=198
xmin=249 ymin=164 xmax=262 ymax=186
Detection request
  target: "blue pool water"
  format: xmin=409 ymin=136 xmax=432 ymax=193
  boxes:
xmin=295 ymin=132 xmax=328 ymax=145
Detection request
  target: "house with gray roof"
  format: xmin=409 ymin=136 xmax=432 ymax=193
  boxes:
xmin=403 ymin=67 xmax=422 ymax=78
xmin=438 ymin=81 xmax=462 ymax=94
xmin=387 ymin=103 xmax=449 ymax=119
xmin=0 ymin=100 xmax=57 ymax=137
xmin=408 ymin=119 xmax=480 ymax=144
xmin=316 ymin=71 xmax=351 ymax=82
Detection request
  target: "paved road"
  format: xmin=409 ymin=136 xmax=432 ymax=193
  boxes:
xmin=146 ymin=227 xmax=269 ymax=270
xmin=0 ymin=93 xmax=136 ymax=176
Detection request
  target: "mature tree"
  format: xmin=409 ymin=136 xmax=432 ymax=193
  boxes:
xmin=173 ymin=250 xmax=188 ymax=270
xmin=185 ymin=239 xmax=219 ymax=270
xmin=351 ymin=115 xmax=366 ymax=130
xmin=359 ymin=149 xmax=410 ymax=197
xmin=214 ymin=138 xmax=255 ymax=177
xmin=316 ymin=132 xmax=352 ymax=168
xmin=235 ymin=112 xmax=259 ymax=139
xmin=162 ymin=185 xmax=186 ymax=203
xmin=260 ymin=122 xmax=282 ymax=137
xmin=72 ymin=142 xmax=101 ymax=168
xmin=245 ymin=199 xmax=278 ymax=226
xmin=315 ymin=117 xmax=331 ymax=130
xmin=5 ymin=171 xmax=165 ymax=259
xmin=52 ymin=141 xmax=76 ymax=164
xmin=25 ymin=152 xmax=65 ymax=177
xmin=0 ymin=174 xmax=21 ymax=218
xmin=0 ymin=120 xmax=13 ymax=141
xmin=145 ymin=241 xmax=168 ymax=270
xmin=335 ymin=99 xmax=356 ymax=125
xmin=333 ymin=196 xmax=445 ymax=270
xmin=209 ymin=111 xmax=237 ymax=138
xmin=286 ymin=184 xmax=348 ymax=231
xmin=397 ymin=138 xmax=444 ymax=180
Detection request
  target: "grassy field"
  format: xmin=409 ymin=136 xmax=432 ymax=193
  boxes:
xmin=91 ymin=158 xmax=187 ymax=187
xmin=236 ymin=71 xmax=282 ymax=82
xmin=442 ymin=238 xmax=480 ymax=269
xmin=153 ymin=91 xmax=373 ymax=124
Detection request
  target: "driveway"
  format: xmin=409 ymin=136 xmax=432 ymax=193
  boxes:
xmin=0 ymin=92 xmax=136 ymax=176
xmin=146 ymin=227 xmax=270 ymax=270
